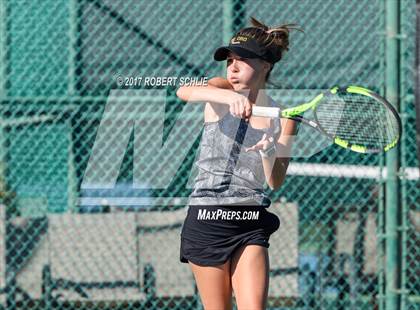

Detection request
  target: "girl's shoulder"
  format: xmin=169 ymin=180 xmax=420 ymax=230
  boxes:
xmin=269 ymin=97 xmax=285 ymax=110
xmin=204 ymin=102 xmax=229 ymax=123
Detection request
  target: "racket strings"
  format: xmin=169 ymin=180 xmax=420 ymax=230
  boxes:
xmin=321 ymin=108 xmax=397 ymax=144
xmin=327 ymin=105 xmax=397 ymax=145
xmin=319 ymin=109 xmax=391 ymax=141
xmin=316 ymin=93 xmax=399 ymax=149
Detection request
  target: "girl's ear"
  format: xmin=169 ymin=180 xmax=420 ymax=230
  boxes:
xmin=260 ymin=60 xmax=271 ymax=74
xmin=266 ymin=62 xmax=273 ymax=73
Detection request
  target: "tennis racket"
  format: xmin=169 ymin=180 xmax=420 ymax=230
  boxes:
xmin=252 ymin=86 xmax=402 ymax=154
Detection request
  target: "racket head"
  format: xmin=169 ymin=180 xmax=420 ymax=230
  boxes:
xmin=313 ymin=86 xmax=402 ymax=153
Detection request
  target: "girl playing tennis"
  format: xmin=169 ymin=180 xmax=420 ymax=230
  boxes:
xmin=177 ymin=17 xmax=300 ymax=310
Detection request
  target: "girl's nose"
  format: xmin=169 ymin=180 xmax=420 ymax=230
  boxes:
xmin=230 ymin=59 xmax=239 ymax=71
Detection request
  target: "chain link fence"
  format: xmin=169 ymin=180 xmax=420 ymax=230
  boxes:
xmin=0 ymin=0 xmax=418 ymax=309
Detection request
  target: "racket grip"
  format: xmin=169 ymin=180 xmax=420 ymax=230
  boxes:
xmin=252 ymin=106 xmax=281 ymax=118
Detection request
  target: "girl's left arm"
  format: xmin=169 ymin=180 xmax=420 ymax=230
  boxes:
xmin=261 ymin=118 xmax=298 ymax=190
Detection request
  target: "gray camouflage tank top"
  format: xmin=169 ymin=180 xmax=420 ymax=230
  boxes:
xmin=188 ymin=101 xmax=281 ymax=207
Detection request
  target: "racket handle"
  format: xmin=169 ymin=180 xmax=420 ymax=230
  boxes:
xmin=252 ymin=106 xmax=281 ymax=118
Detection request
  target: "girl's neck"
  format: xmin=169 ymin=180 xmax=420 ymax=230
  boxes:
xmin=249 ymin=87 xmax=270 ymax=106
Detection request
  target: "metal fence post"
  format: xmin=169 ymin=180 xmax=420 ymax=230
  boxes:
xmin=385 ymin=0 xmax=402 ymax=309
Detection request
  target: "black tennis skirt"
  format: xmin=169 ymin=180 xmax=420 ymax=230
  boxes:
xmin=180 ymin=204 xmax=280 ymax=266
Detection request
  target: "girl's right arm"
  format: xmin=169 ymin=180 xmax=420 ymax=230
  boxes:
xmin=176 ymin=85 xmax=233 ymax=105
xmin=176 ymin=78 xmax=252 ymax=120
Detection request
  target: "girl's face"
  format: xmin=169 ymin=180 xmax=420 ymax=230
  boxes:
xmin=226 ymin=52 xmax=271 ymax=90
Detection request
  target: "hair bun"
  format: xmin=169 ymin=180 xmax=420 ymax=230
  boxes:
xmin=250 ymin=16 xmax=269 ymax=31
xmin=249 ymin=17 xmax=303 ymax=63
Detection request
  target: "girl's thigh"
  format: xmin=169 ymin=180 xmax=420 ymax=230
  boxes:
xmin=189 ymin=260 xmax=233 ymax=310
xmin=230 ymin=244 xmax=270 ymax=310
